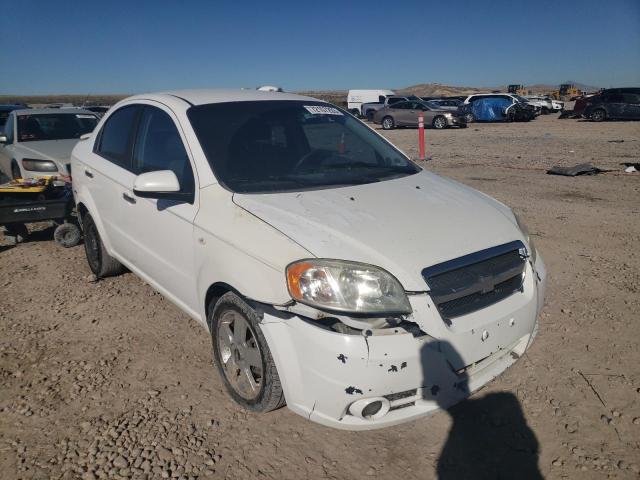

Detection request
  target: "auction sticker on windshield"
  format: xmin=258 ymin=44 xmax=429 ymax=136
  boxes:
xmin=304 ymin=105 xmax=343 ymax=115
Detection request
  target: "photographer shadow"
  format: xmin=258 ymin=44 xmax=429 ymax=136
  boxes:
xmin=420 ymin=340 xmax=542 ymax=480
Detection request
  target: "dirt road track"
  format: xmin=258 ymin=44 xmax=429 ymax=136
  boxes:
xmin=1 ymin=115 xmax=639 ymax=479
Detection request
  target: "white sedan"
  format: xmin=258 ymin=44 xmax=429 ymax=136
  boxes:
xmin=0 ymin=108 xmax=98 ymax=179
xmin=71 ymin=89 xmax=546 ymax=430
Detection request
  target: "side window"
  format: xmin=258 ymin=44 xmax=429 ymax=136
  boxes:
xmin=4 ymin=113 xmax=14 ymax=143
xmin=132 ymin=106 xmax=195 ymax=195
xmin=393 ymin=102 xmax=409 ymax=109
xmin=96 ymin=106 xmax=139 ymax=167
xmin=622 ymin=93 xmax=640 ymax=104
xmin=605 ymin=94 xmax=624 ymax=103
xmin=387 ymin=98 xmax=404 ymax=106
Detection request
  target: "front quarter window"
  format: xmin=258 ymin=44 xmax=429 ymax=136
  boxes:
xmin=188 ymin=100 xmax=419 ymax=194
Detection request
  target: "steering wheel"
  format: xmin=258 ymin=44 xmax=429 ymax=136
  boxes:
xmin=294 ymin=149 xmax=346 ymax=171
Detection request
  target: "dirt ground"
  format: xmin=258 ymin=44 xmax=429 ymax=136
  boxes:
xmin=1 ymin=114 xmax=639 ymax=479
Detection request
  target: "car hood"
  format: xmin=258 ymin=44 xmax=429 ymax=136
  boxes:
xmin=16 ymin=139 xmax=79 ymax=163
xmin=232 ymin=170 xmax=524 ymax=291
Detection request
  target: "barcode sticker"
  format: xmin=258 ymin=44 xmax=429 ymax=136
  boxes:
xmin=304 ymin=105 xmax=343 ymax=115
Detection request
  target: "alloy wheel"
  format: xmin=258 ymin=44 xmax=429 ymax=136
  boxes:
xmin=217 ymin=310 xmax=263 ymax=400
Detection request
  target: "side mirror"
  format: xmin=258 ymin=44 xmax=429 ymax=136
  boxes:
xmin=0 ymin=135 xmax=7 ymax=144
xmin=133 ymin=170 xmax=191 ymax=202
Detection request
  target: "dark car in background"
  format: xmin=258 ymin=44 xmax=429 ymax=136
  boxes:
xmin=584 ymin=88 xmax=640 ymax=121
xmin=0 ymin=105 xmax=28 ymax=133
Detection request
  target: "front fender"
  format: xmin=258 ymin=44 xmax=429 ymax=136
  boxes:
xmin=194 ymin=184 xmax=313 ymax=321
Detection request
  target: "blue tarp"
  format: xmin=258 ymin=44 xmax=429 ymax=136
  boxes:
xmin=471 ymin=97 xmax=512 ymax=121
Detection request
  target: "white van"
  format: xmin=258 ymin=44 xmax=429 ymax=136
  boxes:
xmin=347 ymin=89 xmax=395 ymax=116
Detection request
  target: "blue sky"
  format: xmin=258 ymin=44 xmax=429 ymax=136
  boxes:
xmin=1 ymin=0 xmax=639 ymax=94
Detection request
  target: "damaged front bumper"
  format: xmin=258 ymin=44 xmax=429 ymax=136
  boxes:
xmin=260 ymin=255 xmax=547 ymax=430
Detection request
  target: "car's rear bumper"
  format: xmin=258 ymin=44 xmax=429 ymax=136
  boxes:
xmin=260 ymin=254 xmax=547 ymax=430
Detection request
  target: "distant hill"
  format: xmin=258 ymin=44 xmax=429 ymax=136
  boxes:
xmin=1 ymin=80 xmax=603 ymax=108
xmin=396 ymin=83 xmax=488 ymax=97
xmin=0 ymin=93 xmax=128 ymax=107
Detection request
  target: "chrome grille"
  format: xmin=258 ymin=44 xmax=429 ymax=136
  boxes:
xmin=422 ymin=241 xmax=527 ymax=322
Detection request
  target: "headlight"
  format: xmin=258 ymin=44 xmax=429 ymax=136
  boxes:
xmin=514 ymin=213 xmax=537 ymax=263
xmin=286 ymin=259 xmax=411 ymax=315
xmin=22 ymin=158 xmax=58 ymax=172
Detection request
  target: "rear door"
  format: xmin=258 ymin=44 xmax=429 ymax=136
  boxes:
xmin=602 ymin=93 xmax=625 ymax=118
xmin=391 ymin=102 xmax=412 ymax=126
xmin=83 ymin=105 xmax=141 ymax=254
xmin=621 ymin=93 xmax=640 ymax=119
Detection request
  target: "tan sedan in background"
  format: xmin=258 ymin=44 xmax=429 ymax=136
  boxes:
xmin=373 ymin=100 xmax=467 ymax=130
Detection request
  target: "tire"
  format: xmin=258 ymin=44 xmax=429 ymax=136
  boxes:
xmin=3 ymin=223 xmax=28 ymax=245
xmin=11 ymin=161 xmax=21 ymax=180
xmin=54 ymin=223 xmax=81 ymax=248
xmin=82 ymin=213 xmax=124 ymax=277
xmin=432 ymin=116 xmax=447 ymax=129
xmin=541 ymin=107 xmax=550 ymax=114
xmin=209 ymin=292 xmax=285 ymax=412
xmin=506 ymin=110 xmax=516 ymax=123
xmin=382 ymin=116 xmax=395 ymax=130
xmin=366 ymin=111 xmax=375 ymax=122
xmin=590 ymin=109 xmax=606 ymax=122
xmin=464 ymin=112 xmax=474 ymax=123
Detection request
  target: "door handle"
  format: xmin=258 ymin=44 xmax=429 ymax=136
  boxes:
xmin=122 ymin=192 xmax=136 ymax=204
xmin=84 ymin=169 xmax=94 ymax=178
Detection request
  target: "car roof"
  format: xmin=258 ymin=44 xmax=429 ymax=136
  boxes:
xmin=13 ymin=108 xmax=98 ymax=115
xmin=125 ymin=89 xmax=318 ymax=107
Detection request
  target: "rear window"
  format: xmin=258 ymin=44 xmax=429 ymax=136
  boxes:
xmin=17 ymin=113 xmax=98 ymax=142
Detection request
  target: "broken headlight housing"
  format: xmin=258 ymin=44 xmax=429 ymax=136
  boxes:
xmin=286 ymin=259 xmax=411 ymax=315
xmin=514 ymin=213 xmax=537 ymax=264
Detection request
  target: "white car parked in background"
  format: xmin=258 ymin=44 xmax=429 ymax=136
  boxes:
xmin=72 ymin=89 xmax=546 ymax=430
xmin=0 ymin=108 xmax=98 ymax=179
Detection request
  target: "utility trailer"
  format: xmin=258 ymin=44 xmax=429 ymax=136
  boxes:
xmin=0 ymin=177 xmax=80 ymax=247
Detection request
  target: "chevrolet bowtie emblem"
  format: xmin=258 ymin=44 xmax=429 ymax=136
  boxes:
xmin=478 ymin=275 xmax=496 ymax=294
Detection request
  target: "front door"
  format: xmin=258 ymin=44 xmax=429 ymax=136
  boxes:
xmin=120 ymin=103 xmax=200 ymax=314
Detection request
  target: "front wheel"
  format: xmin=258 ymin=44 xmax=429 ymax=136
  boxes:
xmin=464 ymin=112 xmax=474 ymax=123
xmin=590 ymin=109 xmax=606 ymax=122
xmin=210 ymin=292 xmax=285 ymax=412
xmin=82 ymin=213 xmax=124 ymax=277
xmin=432 ymin=116 xmax=447 ymax=129
xmin=382 ymin=116 xmax=395 ymax=130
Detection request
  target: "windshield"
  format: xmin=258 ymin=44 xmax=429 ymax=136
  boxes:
xmin=188 ymin=101 xmax=420 ymax=193
xmin=17 ymin=113 xmax=98 ymax=142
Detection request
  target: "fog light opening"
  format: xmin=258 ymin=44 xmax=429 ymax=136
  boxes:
xmin=362 ymin=400 xmax=383 ymax=419
xmin=348 ymin=397 xmax=391 ymax=421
